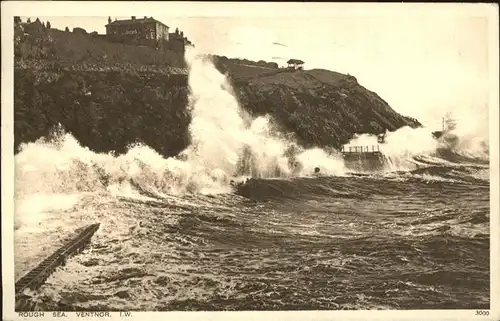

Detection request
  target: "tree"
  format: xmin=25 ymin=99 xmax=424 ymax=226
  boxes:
xmin=47 ymin=21 xmax=51 ymax=29
xmin=27 ymin=17 xmax=31 ymax=23
xmin=65 ymin=26 xmax=69 ymax=32
xmin=14 ymin=16 xmax=21 ymax=25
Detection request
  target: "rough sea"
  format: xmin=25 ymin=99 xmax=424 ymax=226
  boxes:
xmin=13 ymin=52 xmax=490 ymax=311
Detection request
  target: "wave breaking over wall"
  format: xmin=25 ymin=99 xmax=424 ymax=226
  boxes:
xmin=15 ymin=48 xmax=347 ymax=209
xmin=14 ymin=47 xmax=489 ymax=227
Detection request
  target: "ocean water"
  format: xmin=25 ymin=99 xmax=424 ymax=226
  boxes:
xmin=13 ymin=50 xmax=490 ymax=311
xmin=14 ymin=154 xmax=490 ymax=311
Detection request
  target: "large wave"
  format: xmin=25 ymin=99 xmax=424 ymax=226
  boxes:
xmin=344 ymin=111 xmax=489 ymax=172
xmin=14 ymin=46 xmax=490 ymax=215
xmin=15 ymin=48 xmax=347 ymax=206
xmin=181 ymin=49 xmax=347 ymax=179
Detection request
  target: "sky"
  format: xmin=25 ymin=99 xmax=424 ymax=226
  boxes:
xmin=15 ymin=2 xmax=498 ymax=128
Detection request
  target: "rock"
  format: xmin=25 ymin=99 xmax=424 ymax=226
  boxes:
xmin=154 ymin=275 xmax=171 ymax=285
xmin=80 ymin=258 xmax=100 ymax=267
xmin=114 ymin=290 xmax=130 ymax=299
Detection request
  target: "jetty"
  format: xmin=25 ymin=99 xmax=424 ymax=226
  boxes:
xmin=15 ymin=223 xmax=100 ymax=311
xmin=341 ymin=145 xmax=386 ymax=171
xmin=342 ymin=145 xmax=382 ymax=154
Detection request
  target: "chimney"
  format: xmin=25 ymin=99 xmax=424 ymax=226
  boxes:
xmin=131 ymin=16 xmax=136 ymax=20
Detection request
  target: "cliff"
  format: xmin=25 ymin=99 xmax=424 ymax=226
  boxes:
xmin=13 ymin=24 xmax=421 ymax=156
xmin=212 ymin=56 xmax=420 ymax=149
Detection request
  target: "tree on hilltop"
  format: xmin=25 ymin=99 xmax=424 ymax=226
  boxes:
xmin=47 ymin=21 xmax=51 ymax=29
xmin=65 ymin=26 xmax=69 ymax=32
xmin=27 ymin=18 xmax=31 ymax=23
xmin=14 ymin=16 xmax=21 ymax=25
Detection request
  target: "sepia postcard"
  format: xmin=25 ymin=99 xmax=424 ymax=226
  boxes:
xmin=2 ymin=2 xmax=499 ymax=320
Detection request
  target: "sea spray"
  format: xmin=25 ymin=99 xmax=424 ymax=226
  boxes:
xmin=436 ymin=110 xmax=489 ymax=161
xmin=344 ymin=111 xmax=490 ymax=172
xmin=181 ymin=48 xmax=346 ymax=178
xmin=14 ymin=47 xmax=349 ymax=213
xmin=182 ymin=50 xmax=292 ymax=178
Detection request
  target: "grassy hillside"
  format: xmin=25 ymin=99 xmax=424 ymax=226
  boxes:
xmin=213 ymin=56 xmax=420 ymax=149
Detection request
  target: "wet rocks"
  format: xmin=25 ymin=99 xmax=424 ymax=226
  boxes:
xmin=80 ymin=258 xmax=100 ymax=267
xmin=91 ymin=267 xmax=150 ymax=284
xmin=113 ymin=290 xmax=131 ymax=299
xmin=153 ymin=275 xmax=171 ymax=285
xmin=59 ymin=291 xmax=110 ymax=303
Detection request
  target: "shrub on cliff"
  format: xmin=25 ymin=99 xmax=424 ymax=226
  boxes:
xmin=73 ymin=27 xmax=87 ymax=34
xmin=266 ymin=62 xmax=278 ymax=69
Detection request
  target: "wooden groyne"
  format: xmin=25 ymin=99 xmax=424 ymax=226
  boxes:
xmin=15 ymin=223 xmax=100 ymax=311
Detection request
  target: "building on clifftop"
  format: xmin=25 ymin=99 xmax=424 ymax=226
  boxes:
xmin=106 ymin=16 xmax=170 ymax=42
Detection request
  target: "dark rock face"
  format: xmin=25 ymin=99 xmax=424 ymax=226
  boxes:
xmin=13 ymin=30 xmax=421 ymax=157
xmin=14 ymin=68 xmax=191 ymax=157
xmin=213 ymin=56 xmax=421 ymax=150
xmin=234 ymin=77 xmax=419 ymax=149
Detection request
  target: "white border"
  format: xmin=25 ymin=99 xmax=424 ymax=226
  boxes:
xmin=2 ymin=2 xmax=499 ymax=321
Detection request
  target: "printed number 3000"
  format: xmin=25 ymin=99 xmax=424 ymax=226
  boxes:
xmin=475 ymin=310 xmax=489 ymax=316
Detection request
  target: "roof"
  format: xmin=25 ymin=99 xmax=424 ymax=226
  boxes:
xmin=287 ymin=59 xmax=304 ymax=64
xmin=106 ymin=17 xmax=169 ymax=28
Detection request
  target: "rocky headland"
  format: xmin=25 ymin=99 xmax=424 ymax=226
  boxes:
xmin=14 ymin=19 xmax=421 ymax=157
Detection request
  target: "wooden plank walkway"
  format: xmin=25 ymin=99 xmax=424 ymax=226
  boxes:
xmin=15 ymin=223 xmax=100 ymax=311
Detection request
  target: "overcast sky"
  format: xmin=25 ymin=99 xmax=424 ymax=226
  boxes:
xmin=13 ymin=2 xmax=498 ymax=128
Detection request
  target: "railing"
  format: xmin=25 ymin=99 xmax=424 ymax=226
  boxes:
xmin=341 ymin=145 xmax=380 ymax=153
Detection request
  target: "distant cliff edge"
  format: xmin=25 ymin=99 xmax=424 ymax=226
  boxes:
xmin=13 ymin=23 xmax=421 ymax=156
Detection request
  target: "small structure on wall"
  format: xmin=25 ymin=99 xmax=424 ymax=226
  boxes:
xmin=287 ymin=59 xmax=304 ymax=70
